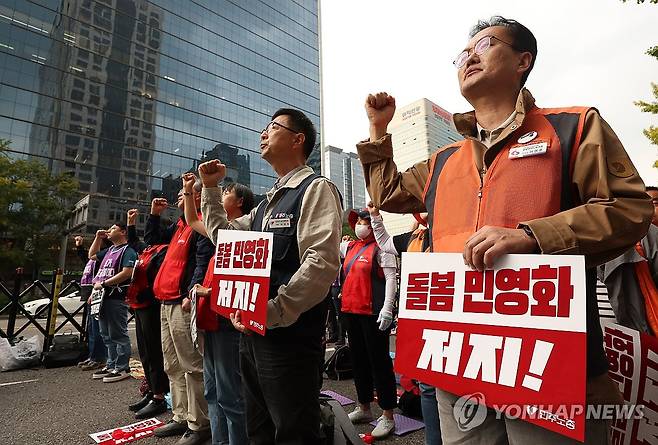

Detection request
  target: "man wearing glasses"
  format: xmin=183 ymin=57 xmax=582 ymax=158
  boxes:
xmin=357 ymin=16 xmax=652 ymax=444
xmin=198 ymin=108 xmax=342 ymax=444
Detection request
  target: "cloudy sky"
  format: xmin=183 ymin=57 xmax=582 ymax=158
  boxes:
xmin=320 ymin=0 xmax=658 ymax=185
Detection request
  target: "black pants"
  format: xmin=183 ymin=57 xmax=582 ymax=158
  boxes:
xmin=134 ymin=303 xmax=169 ymax=395
xmin=344 ymin=313 xmax=397 ymax=410
xmin=240 ymin=332 xmax=324 ymax=445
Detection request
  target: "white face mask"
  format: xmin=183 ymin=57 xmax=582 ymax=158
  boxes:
xmin=355 ymin=224 xmax=372 ymax=240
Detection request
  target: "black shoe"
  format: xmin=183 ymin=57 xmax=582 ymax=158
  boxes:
xmin=175 ymin=428 xmax=211 ymax=445
xmin=153 ymin=419 xmax=188 ymax=438
xmin=129 ymin=393 xmax=153 ymax=412
xmin=135 ymin=398 xmax=167 ymax=419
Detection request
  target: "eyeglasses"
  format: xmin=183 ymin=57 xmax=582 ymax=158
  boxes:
xmin=261 ymin=120 xmax=300 ymax=135
xmin=453 ymin=35 xmax=517 ymax=69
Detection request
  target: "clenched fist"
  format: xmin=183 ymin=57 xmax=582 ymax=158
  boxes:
xmin=366 ymin=201 xmax=379 ymax=217
xmin=127 ymin=208 xmax=138 ymax=226
xmin=365 ymin=92 xmax=396 ymax=141
xmin=181 ymin=172 xmax=196 ymax=193
xmin=198 ymin=159 xmax=226 ymax=188
xmin=151 ymin=198 xmax=168 ymax=216
xmin=95 ymin=230 xmax=108 ymax=239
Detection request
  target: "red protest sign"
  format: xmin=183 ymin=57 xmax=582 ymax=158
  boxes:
xmin=601 ymin=321 xmax=658 ymax=445
xmin=210 ymin=230 xmax=273 ymax=335
xmin=396 ymin=253 xmax=587 ymax=441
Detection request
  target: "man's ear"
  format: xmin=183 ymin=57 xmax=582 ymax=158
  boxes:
xmin=517 ymin=52 xmax=532 ymax=77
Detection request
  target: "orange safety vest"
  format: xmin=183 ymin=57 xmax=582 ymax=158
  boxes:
xmin=634 ymin=243 xmax=658 ymax=336
xmin=422 ymin=105 xmax=590 ymax=252
xmin=407 ymin=226 xmax=428 ymax=253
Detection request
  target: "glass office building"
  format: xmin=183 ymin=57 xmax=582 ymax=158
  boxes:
xmin=0 ymin=0 xmax=320 ymax=234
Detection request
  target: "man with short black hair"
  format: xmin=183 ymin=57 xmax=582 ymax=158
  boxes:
xmin=358 ymin=15 xmax=653 ymax=445
xmin=88 ymin=223 xmax=137 ymax=383
xmin=199 ymin=108 xmax=342 ymax=444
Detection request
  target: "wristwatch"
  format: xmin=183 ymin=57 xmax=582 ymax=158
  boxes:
xmin=520 ymin=225 xmax=535 ymax=240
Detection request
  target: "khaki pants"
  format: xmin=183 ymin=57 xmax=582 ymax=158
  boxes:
xmin=436 ymin=389 xmax=610 ymax=445
xmin=161 ymin=303 xmax=208 ymax=431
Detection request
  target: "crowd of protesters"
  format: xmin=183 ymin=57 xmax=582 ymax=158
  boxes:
xmin=68 ymin=14 xmax=658 ymax=445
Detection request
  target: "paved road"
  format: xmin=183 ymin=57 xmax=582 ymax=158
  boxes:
xmin=0 ymin=333 xmax=427 ymax=445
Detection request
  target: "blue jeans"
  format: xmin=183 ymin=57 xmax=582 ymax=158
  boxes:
xmin=87 ymin=304 xmax=106 ymax=362
xmin=420 ymin=383 xmax=442 ymax=445
xmin=98 ymin=298 xmax=131 ymax=371
xmin=204 ymin=329 xmax=247 ymax=445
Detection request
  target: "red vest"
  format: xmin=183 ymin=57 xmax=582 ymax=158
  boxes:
xmin=423 ymin=105 xmax=590 ymax=252
xmin=195 ymin=257 xmax=220 ymax=331
xmin=341 ymin=240 xmax=385 ymax=315
xmin=153 ymin=218 xmax=196 ymax=301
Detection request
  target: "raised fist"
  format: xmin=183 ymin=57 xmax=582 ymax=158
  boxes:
xmin=366 ymin=201 xmax=379 ymax=216
xmin=74 ymin=235 xmax=84 ymax=247
xmin=181 ymin=172 xmax=197 ymax=193
xmin=127 ymin=209 xmax=138 ymax=226
xmin=95 ymin=230 xmax=108 ymax=239
xmin=198 ymin=159 xmax=226 ymax=188
xmin=151 ymin=198 xmax=168 ymax=216
xmin=365 ymin=92 xmax=396 ymax=137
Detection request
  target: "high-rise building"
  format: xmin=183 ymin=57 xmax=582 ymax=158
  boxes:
xmin=381 ymin=98 xmax=461 ymax=235
xmin=324 ymin=145 xmax=367 ymax=210
xmin=0 ymin=0 xmax=321 ymax=235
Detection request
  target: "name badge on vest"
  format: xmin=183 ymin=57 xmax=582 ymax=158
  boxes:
xmin=269 ymin=218 xmax=291 ymax=229
xmin=508 ymin=140 xmax=549 ymax=160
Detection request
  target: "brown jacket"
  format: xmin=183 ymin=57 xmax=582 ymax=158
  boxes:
xmin=357 ymin=89 xmax=653 ymax=267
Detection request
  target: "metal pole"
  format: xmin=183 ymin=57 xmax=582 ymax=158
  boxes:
xmin=58 ymin=234 xmax=68 ymax=276
xmin=6 ymin=268 xmax=23 ymax=341
xmin=44 ymin=268 xmax=63 ymax=353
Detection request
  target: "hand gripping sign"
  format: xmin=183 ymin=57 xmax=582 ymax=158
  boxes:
xmin=395 ymin=253 xmax=587 ymax=441
xmin=210 ymin=230 xmax=273 ymax=335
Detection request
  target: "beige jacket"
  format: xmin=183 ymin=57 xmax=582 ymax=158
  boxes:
xmin=201 ymin=166 xmax=343 ymax=329
xmin=357 ymin=89 xmax=653 ymax=267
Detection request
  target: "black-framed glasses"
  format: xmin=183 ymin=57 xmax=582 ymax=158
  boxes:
xmin=453 ymin=35 xmax=517 ymax=69
xmin=261 ymin=120 xmax=300 ymax=135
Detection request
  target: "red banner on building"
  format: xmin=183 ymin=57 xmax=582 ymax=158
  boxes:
xmin=210 ymin=230 xmax=273 ymax=335
xmin=395 ymin=253 xmax=587 ymax=441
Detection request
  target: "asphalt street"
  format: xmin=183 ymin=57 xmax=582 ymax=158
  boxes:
xmin=0 ymin=323 xmax=427 ymax=445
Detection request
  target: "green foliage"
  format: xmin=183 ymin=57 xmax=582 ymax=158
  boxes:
xmin=621 ymin=0 xmax=658 ymax=3
xmin=0 ymin=140 xmax=79 ymax=277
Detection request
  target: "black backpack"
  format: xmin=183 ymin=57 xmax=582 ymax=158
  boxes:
xmin=324 ymin=344 xmax=353 ymax=380
xmin=42 ymin=333 xmax=88 ymax=368
xmin=319 ymin=393 xmax=365 ymax=445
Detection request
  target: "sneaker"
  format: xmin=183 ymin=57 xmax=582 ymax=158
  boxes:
xmin=81 ymin=360 xmax=105 ymax=371
xmin=153 ymin=420 xmax=188 ymax=438
xmin=348 ymin=406 xmax=374 ymax=424
xmin=135 ymin=398 xmax=167 ymax=419
xmin=175 ymin=428 xmax=211 ymax=445
xmin=103 ymin=369 xmax=131 ymax=383
xmin=371 ymin=415 xmax=396 ymax=439
xmin=92 ymin=367 xmax=111 ymax=380
xmin=77 ymin=358 xmax=92 ymax=368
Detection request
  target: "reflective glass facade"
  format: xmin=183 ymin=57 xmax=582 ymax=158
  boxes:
xmin=0 ymin=0 xmax=320 ymax=234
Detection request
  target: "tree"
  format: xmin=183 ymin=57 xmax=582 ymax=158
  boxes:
xmin=0 ymin=140 xmax=79 ymax=278
xmin=634 ymin=46 xmax=658 ymax=168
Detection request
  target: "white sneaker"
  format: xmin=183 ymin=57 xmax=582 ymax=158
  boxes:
xmin=348 ymin=406 xmax=373 ymax=424
xmin=371 ymin=415 xmax=395 ymax=439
